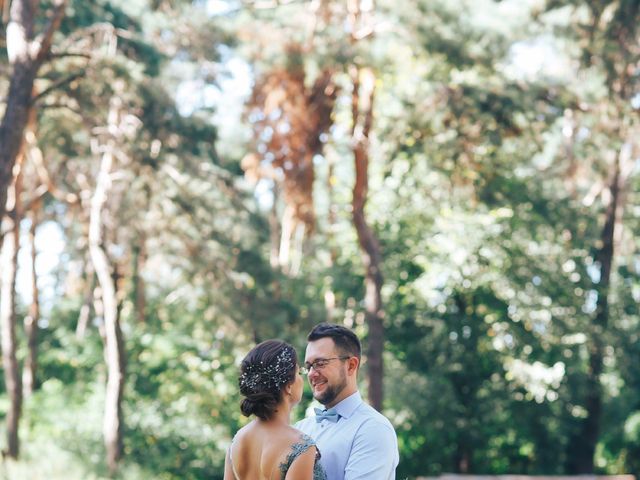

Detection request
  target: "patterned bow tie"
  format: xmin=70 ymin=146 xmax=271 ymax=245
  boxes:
xmin=314 ymin=407 xmax=340 ymax=423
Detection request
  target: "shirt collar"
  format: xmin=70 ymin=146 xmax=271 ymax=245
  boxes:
xmin=332 ymin=391 xmax=362 ymax=420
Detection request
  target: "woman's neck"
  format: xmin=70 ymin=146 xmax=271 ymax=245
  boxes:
xmin=261 ymin=402 xmax=292 ymax=426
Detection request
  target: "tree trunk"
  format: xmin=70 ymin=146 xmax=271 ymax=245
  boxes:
xmin=0 ymin=0 xmax=37 ymax=224
xmin=76 ymin=252 xmax=95 ymax=339
xmin=22 ymin=101 xmax=41 ymax=397
xmin=132 ymin=238 xmax=147 ymax=324
xmin=566 ymin=151 xmax=622 ymax=473
xmin=0 ymin=0 xmax=67 ymax=222
xmin=350 ymin=65 xmax=384 ymax=411
xmin=324 ymin=153 xmax=337 ymax=322
xmin=268 ymin=184 xmax=281 ymax=269
xmin=23 ymin=204 xmax=40 ymax=397
xmin=454 ymin=432 xmax=472 ymax=473
xmin=278 ymin=204 xmax=296 ymax=271
xmin=0 ymin=172 xmax=23 ymax=458
xmin=89 ymin=103 xmax=126 ymax=474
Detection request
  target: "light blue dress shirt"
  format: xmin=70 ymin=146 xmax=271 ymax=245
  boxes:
xmin=295 ymin=391 xmax=399 ymax=480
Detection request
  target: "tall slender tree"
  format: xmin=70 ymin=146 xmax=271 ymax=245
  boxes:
xmin=0 ymin=0 xmax=67 ymax=222
xmin=89 ymin=94 xmax=127 ymax=474
xmin=0 ymin=165 xmax=22 ymax=458
xmin=347 ymin=0 xmax=385 ymax=411
xmin=22 ymin=201 xmax=41 ymax=397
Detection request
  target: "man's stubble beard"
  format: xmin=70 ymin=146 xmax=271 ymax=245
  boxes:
xmin=315 ymin=368 xmax=347 ymax=406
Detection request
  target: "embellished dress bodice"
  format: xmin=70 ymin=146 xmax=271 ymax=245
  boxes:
xmin=277 ymin=433 xmax=327 ymax=480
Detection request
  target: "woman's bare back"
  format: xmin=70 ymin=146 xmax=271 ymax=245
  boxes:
xmin=225 ymin=420 xmax=324 ymax=480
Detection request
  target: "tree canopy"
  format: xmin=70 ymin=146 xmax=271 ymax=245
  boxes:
xmin=0 ymin=0 xmax=639 ymax=478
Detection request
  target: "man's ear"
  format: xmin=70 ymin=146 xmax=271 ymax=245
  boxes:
xmin=347 ymin=356 xmax=359 ymax=375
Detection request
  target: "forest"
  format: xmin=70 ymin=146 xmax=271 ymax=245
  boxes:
xmin=0 ymin=0 xmax=639 ymax=478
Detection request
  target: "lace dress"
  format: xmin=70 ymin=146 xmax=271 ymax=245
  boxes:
xmin=229 ymin=433 xmax=327 ymax=480
xmin=277 ymin=433 xmax=327 ymax=480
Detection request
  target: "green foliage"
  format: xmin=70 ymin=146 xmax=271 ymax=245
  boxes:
xmin=1 ymin=0 xmax=639 ymax=477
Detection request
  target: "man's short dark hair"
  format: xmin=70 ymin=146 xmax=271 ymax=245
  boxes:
xmin=307 ymin=323 xmax=361 ymax=360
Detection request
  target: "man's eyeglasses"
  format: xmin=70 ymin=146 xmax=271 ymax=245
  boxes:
xmin=299 ymin=356 xmax=351 ymax=375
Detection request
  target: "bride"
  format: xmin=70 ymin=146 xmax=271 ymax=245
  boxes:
xmin=225 ymin=339 xmax=327 ymax=480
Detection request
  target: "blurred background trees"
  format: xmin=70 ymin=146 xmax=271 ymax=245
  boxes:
xmin=0 ymin=0 xmax=638 ymax=478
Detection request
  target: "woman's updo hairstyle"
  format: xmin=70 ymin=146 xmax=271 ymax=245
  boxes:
xmin=239 ymin=340 xmax=297 ymax=420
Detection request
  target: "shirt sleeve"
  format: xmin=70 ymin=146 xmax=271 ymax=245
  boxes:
xmin=344 ymin=419 xmax=399 ymax=480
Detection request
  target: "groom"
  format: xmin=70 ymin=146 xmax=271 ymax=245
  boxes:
xmin=295 ymin=323 xmax=399 ymax=479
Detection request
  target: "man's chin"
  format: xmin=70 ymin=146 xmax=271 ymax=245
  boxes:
xmin=314 ymin=389 xmax=337 ymax=406
xmin=313 ymin=392 xmax=327 ymax=404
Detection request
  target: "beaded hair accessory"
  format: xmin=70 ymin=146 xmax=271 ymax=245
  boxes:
xmin=239 ymin=347 xmax=296 ymax=394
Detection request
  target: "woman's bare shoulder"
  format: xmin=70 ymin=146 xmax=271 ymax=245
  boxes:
xmin=233 ymin=422 xmax=314 ymax=458
xmin=235 ymin=421 xmax=255 ymax=436
xmin=261 ymin=424 xmax=305 ymax=446
xmin=290 ymin=427 xmax=316 ymax=445
xmin=278 ymin=425 xmax=314 ymax=445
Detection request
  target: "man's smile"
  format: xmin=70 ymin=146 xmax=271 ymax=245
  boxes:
xmin=311 ymin=379 xmax=327 ymax=390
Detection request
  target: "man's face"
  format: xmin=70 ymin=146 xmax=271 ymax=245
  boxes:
xmin=304 ymin=337 xmax=349 ymax=407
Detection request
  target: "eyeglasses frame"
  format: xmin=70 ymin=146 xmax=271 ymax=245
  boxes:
xmin=299 ymin=356 xmax=351 ymax=375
